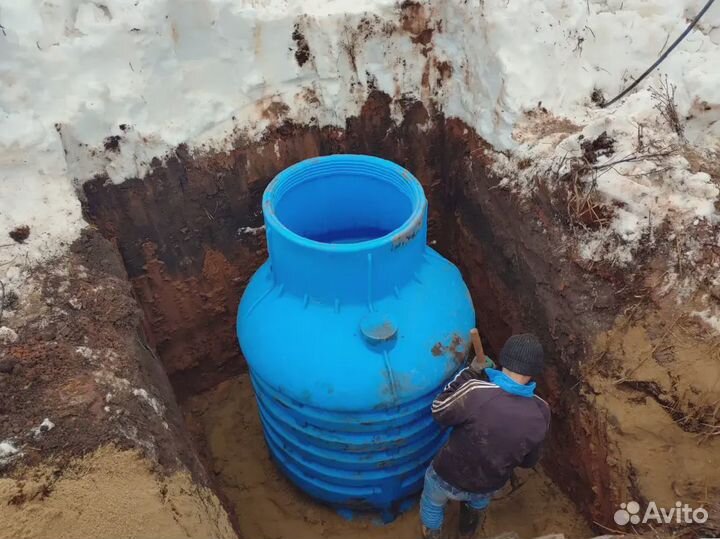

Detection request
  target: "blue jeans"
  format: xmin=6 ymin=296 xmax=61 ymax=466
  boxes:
xmin=419 ymin=465 xmax=493 ymax=530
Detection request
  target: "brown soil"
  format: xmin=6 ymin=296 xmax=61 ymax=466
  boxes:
xmin=183 ymin=374 xmax=593 ymax=539
xmin=0 ymin=230 xmax=236 ymax=538
xmin=0 ymin=445 xmax=235 ymax=539
xmin=0 ymin=230 xmax=202 ymax=475
xmin=588 ymin=303 xmax=720 ymax=534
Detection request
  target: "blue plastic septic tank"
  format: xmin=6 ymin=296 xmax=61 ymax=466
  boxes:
xmin=237 ymin=154 xmax=475 ymax=519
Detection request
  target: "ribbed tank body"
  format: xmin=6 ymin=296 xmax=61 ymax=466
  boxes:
xmin=237 ymin=155 xmax=475 ymax=518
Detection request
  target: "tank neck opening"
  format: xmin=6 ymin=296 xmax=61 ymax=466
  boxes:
xmin=263 ymin=155 xmax=425 ymax=251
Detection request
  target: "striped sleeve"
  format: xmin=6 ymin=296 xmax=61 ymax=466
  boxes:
xmin=431 ymin=368 xmax=498 ymax=427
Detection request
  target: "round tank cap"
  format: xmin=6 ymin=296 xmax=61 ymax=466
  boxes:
xmin=360 ymin=313 xmax=398 ymax=343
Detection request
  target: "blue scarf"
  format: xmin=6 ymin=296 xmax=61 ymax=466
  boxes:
xmin=486 ymin=368 xmax=535 ymax=398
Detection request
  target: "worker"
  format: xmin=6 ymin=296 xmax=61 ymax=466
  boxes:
xmin=420 ymin=333 xmax=550 ymax=539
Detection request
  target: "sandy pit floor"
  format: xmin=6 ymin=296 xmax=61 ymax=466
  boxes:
xmin=184 ymin=374 xmax=593 ymax=539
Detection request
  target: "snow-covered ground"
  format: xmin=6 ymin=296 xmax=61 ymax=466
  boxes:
xmin=1 ymin=0 xmax=718 ymax=293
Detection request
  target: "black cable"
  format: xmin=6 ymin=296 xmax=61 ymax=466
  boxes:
xmin=602 ymin=0 xmax=717 ymax=108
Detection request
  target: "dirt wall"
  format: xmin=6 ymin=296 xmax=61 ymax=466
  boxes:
xmin=0 ymin=229 xmax=237 ymax=538
xmin=442 ymin=120 xmax=720 ymax=536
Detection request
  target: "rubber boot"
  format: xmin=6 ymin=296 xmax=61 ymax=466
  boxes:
xmin=458 ymin=503 xmax=486 ymax=539
xmin=421 ymin=525 xmax=442 ymax=539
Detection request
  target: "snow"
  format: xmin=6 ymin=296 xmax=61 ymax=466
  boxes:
xmin=480 ymin=0 xmax=720 ymax=266
xmin=93 ymin=370 xmax=131 ymax=392
xmin=695 ymin=309 xmax=720 ymax=332
xmin=501 ymin=118 xmax=718 ymax=265
xmin=76 ymin=346 xmax=96 ymax=361
xmin=0 ymin=0 xmax=718 ymax=283
xmin=0 ymin=440 xmax=20 ymax=465
xmin=238 ymin=225 xmax=265 ymax=236
xmin=0 ymin=326 xmax=18 ymax=344
xmin=31 ymin=418 xmax=55 ymax=438
xmin=132 ymin=388 xmax=165 ymax=416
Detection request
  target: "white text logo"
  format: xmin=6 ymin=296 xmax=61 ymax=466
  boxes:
xmin=614 ymin=501 xmax=709 ymax=526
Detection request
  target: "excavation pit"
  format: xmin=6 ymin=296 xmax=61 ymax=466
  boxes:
xmin=3 ymin=2 xmax=720 ymax=537
xmin=77 ymin=94 xmax=613 ymax=537
xmin=1 ymin=89 xmax=716 ymax=539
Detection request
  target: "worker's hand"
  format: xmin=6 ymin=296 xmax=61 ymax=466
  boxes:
xmin=469 ymin=354 xmax=495 ymax=374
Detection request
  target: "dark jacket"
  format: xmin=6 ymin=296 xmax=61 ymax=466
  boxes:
xmin=430 ymin=366 xmax=550 ymax=494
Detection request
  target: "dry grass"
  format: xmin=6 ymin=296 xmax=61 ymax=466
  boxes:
xmin=548 ymin=132 xmax=676 ymax=230
xmin=650 ymin=75 xmax=685 ymax=139
xmin=655 ymin=316 xmax=720 ymax=442
xmin=562 ymin=163 xmax=614 ymax=228
xmin=514 ymin=108 xmax=582 ymax=143
xmin=614 ymin=313 xmax=684 ymax=385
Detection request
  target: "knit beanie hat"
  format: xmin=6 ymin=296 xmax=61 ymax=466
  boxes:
xmin=499 ymin=334 xmax=544 ymax=377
